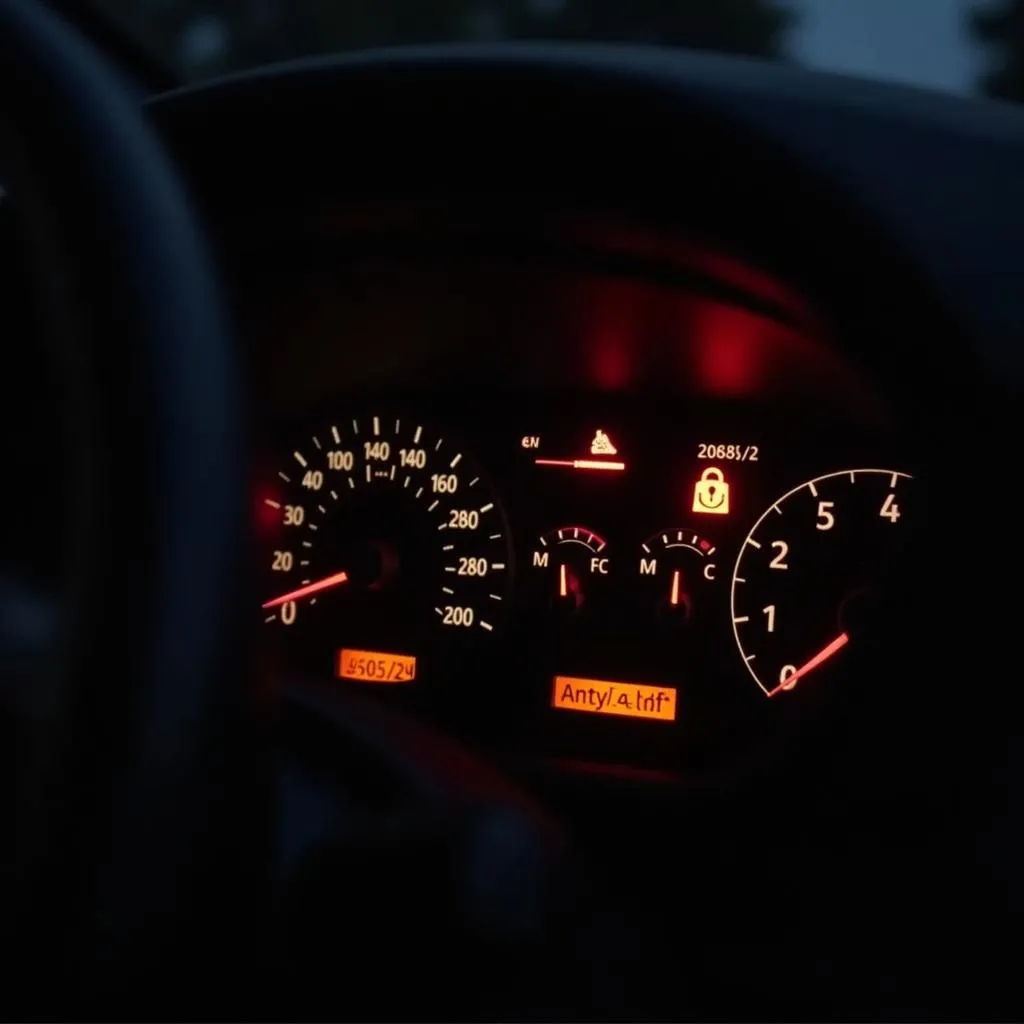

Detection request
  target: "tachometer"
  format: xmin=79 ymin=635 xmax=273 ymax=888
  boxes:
xmin=260 ymin=415 xmax=512 ymax=675
xmin=731 ymin=469 xmax=912 ymax=697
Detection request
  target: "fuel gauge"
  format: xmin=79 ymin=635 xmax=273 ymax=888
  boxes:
xmin=530 ymin=526 xmax=610 ymax=620
xmin=637 ymin=528 xmax=718 ymax=625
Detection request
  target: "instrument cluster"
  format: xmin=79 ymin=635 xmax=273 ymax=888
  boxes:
xmin=258 ymin=394 xmax=916 ymax=775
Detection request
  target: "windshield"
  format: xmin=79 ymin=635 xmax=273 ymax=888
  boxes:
xmin=96 ymin=0 xmax=1022 ymax=104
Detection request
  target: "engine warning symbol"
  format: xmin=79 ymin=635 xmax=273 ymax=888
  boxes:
xmin=590 ymin=430 xmax=618 ymax=456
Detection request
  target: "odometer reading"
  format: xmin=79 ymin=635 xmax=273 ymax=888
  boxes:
xmin=337 ymin=648 xmax=416 ymax=683
xmin=260 ymin=415 xmax=512 ymax=674
xmin=731 ymin=469 xmax=912 ymax=697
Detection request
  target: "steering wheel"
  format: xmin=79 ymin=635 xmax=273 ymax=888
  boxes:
xmin=2 ymin=7 xmax=579 ymax=1016
xmin=2 ymin=0 xmax=249 ymax=1007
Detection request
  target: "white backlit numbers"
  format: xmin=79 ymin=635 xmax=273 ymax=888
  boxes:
xmin=271 ymin=550 xmax=293 ymax=572
xmin=301 ymin=470 xmax=324 ymax=491
xmin=448 ymin=509 xmax=480 ymax=530
xmin=283 ymin=504 xmax=304 ymax=526
xmin=769 ymin=541 xmax=789 ymax=569
xmin=327 ymin=450 xmax=355 ymax=471
xmin=400 ymin=448 xmax=427 ymax=468
xmin=779 ymin=664 xmax=797 ymax=688
xmin=280 ymin=600 xmax=297 ymax=626
xmin=431 ymin=473 xmax=458 ymax=494
xmin=816 ymin=501 xmax=835 ymax=531
xmin=457 ymin=557 xmax=488 ymax=577
xmin=364 ymin=441 xmax=390 ymax=461
xmin=880 ymin=493 xmax=901 ymax=522
xmin=442 ymin=605 xmax=474 ymax=627
xmin=762 ymin=604 xmax=777 ymax=633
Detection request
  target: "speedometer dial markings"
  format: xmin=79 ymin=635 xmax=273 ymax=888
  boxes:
xmin=731 ymin=468 xmax=912 ymax=696
xmin=261 ymin=415 xmax=513 ymax=659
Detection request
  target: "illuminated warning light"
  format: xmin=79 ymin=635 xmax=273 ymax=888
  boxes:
xmin=337 ymin=648 xmax=416 ymax=684
xmin=535 ymin=458 xmax=626 ymax=471
xmin=692 ymin=466 xmax=730 ymax=515
xmin=590 ymin=429 xmax=618 ymax=456
xmin=552 ymin=676 xmax=677 ymax=722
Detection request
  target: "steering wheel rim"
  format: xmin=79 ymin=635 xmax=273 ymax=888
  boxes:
xmin=1 ymin=0 xmax=252 ymax=1005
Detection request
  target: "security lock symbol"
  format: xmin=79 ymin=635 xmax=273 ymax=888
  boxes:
xmin=692 ymin=467 xmax=730 ymax=515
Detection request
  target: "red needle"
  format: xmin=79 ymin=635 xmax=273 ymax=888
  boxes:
xmin=670 ymin=569 xmax=681 ymax=606
xmin=767 ymin=631 xmax=849 ymax=698
xmin=262 ymin=570 xmax=348 ymax=609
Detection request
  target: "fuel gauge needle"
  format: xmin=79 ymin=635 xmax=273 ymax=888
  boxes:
xmin=262 ymin=570 xmax=349 ymax=609
xmin=767 ymin=631 xmax=849 ymax=697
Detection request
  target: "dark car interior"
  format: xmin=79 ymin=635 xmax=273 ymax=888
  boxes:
xmin=4 ymin=0 xmax=1023 ymax=1017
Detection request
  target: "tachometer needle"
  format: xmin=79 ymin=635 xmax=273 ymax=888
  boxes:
xmin=767 ymin=631 xmax=849 ymax=698
xmin=262 ymin=570 xmax=349 ymax=609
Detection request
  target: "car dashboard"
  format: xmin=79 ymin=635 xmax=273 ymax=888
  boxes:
xmin=3 ymin=40 xmax=1020 ymax=1015
xmin=131 ymin=44 xmax=1012 ymax=807
xmin=249 ymin=219 xmax=918 ymax=780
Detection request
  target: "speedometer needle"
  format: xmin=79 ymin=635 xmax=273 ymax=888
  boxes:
xmin=262 ymin=570 xmax=349 ymax=609
xmin=767 ymin=631 xmax=849 ymax=698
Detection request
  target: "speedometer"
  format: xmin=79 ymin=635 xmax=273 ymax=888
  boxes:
xmin=731 ymin=469 xmax=913 ymax=697
xmin=259 ymin=414 xmax=512 ymax=675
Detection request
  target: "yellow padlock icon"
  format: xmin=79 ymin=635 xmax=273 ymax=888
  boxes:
xmin=692 ymin=466 xmax=730 ymax=515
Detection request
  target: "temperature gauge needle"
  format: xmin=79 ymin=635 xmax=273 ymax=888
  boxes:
xmin=262 ymin=570 xmax=349 ymax=609
xmin=670 ymin=570 xmax=681 ymax=607
xmin=767 ymin=631 xmax=849 ymax=697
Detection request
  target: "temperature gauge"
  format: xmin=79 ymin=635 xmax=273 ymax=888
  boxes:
xmin=637 ymin=528 xmax=718 ymax=624
xmin=530 ymin=526 xmax=610 ymax=619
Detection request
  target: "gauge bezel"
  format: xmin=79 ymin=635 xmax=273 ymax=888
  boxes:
xmin=730 ymin=467 xmax=912 ymax=696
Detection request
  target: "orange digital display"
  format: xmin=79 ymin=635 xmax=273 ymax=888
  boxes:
xmin=552 ymin=676 xmax=677 ymax=722
xmin=337 ymin=648 xmax=416 ymax=684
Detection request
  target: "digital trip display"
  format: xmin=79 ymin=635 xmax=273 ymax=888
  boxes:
xmin=552 ymin=675 xmax=677 ymax=722
xmin=337 ymin=648 xmax=417 ymax=683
